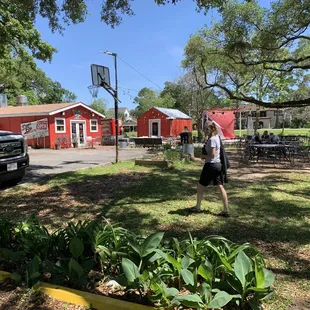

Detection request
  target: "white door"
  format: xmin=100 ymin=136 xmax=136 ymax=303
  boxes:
xmin=71 ymin=121 xmax=86 ymax=146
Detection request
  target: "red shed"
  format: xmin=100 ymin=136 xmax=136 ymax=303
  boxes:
xmin=137 ymin=107 xmax=192 ymax=137
xmin=0 ymin=102 xmax=105 ymax=149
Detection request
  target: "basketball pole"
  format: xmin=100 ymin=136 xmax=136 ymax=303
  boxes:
xmin=114 ymin=54 xmax=119 ymax=163
xmin=103 ymin=51 xmax=119 ymax=164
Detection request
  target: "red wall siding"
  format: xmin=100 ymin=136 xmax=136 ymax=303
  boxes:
xmin=0 ymin=115 xmax=51 ymax=148
xmin=137 ymin=108 xmax=170 ymax=137
xmin=0 ymin=105 xmax=104 ymax=149
xmin=0 ymin=115 xmax=47 ymax=133
xmin=50 ymin=106 xmax=103 ymax=148
xmin=171 ymin=119 xmax=193 ymax=137
xmin=137 ymin=107 xmax=192 ymax=137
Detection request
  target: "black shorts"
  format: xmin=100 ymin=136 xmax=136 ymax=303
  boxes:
xmin=199 ymin=163 xmax=223 ymax=186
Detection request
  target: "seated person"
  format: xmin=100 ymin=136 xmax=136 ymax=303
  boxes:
xmin=180 ymin=126 xmax=192 ymax=144
xmin=268 ymin=132 xmax=280 ymax=144
xmin=261 ymin=130 xmax=269 ymax=141
xmin=251 ymin=132 xmax=262 ymax=144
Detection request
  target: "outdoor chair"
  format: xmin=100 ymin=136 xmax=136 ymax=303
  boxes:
xmin=292 ymin=145 xmax=310 ymax=163
xmin=239 ymin=141 xmax=257 ymax=164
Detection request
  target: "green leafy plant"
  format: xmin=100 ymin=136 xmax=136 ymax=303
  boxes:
xmin=93 ymin=221 xmax=131 ymax=272
xmin=128 ymin=232 xmax=164 ymax=271
xmin=164 ymin=149 xmax=181 ymax=162
xmin=14 ymin=216 xmax=54 ymax=260
xmin=0 ymin=218 xmax=14 ymax=246
xmin=25 ymin=256 xmax=41 ymax=287
xmin=119 ymin=232 xmax=166 ymax=297
xmin=45 ymin=235 xmax=93 ymax=287
xmin=149 ymin=280 xmax=179 ymax=308
xmin=0 ymin=217 xmax=275 ymax=309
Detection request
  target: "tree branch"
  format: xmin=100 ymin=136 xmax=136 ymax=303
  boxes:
xmin=202 ymin=81 xmax=310 ymax=108
xmin=264 ymin=64 xmax=310 ymax=72
xmin=237 ymin=56 xmax=310 ymax=72
xmin=278 ymin=34 xmax=310 ymax=49
xmin=193 ymin=66 xmax=205 ymax=90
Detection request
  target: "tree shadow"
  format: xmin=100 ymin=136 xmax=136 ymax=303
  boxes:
xmin=61 ymin=160 xmax=101 ymax=165
xmin=0 ymin=171 xmax=152 ymax=229
xmin=0 ymin=162 xmax=309 ymax=279
xmin=168 ymin=208 xmax=216 ymax=216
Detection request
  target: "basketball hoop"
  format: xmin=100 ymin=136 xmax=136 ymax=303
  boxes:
xmin=88 ymin=85 xmax=99 ymax=98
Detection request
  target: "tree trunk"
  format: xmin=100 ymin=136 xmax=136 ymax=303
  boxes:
xmin=275 ymin=109 xmax=279 ymax=128
xmin=255 ymin=106 xmax=259 ymax=133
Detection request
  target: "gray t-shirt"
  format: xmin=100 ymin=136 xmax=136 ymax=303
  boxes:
xmin=206 ymin=135 xmax=221 ymax=164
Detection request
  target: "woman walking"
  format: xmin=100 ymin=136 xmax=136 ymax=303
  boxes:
xmin=190 ymin=122 xmax=229 ymax=216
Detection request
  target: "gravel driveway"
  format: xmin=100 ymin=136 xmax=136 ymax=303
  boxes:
xmin=24 ymin=146 xmax=147 ymax=183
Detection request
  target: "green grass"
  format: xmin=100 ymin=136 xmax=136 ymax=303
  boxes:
xmin=123 ymin=129 xmax=310 ymax=138
xmin=234 ymin=128 xmax=310 ymax=136
xmin=191 ymin=128 xmax=310 ymax=137
xmin=124 ymin=131 xmax=137 ymax=137
xmin=1 ymin=160 xmax=309 ymax=309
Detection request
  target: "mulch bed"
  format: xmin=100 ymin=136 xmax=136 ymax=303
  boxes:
xmin=0 ymin=279 xmax=88 ymax=310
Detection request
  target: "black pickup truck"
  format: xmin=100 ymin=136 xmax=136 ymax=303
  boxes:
xmin=0 ymin=131 xmax=29 ymax=185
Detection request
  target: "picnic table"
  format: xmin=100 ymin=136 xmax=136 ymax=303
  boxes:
xmin=247 ymin=143 xmax=310 ymax=165
xmin=242 ymin=143 xmax=294 ymax=166
xmin=134 ymin=137 xmax=163 ymax=148
xmin=251 ymin=144 xmax=288 ymax=162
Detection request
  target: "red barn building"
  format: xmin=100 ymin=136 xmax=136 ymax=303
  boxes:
xmin=0 ymin=102 xmax=105 ymax=149
xmin=137 ymin=107 xmax=192 ymax=137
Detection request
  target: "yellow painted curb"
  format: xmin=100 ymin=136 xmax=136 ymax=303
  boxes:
xmin=37 ymin=282 xmax=154 ymax=310
xmin=0 ymin=270 xmax=154 ymax=310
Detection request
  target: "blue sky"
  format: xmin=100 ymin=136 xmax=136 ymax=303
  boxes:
xmin=35 ymin=1 xmax=218 ymax=110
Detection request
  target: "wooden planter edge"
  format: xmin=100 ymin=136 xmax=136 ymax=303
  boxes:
xmin=0 ymin=270 xmax=153 ymax=310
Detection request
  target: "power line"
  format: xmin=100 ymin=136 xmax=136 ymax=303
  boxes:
xmin=119 ymin=85 xmax=139 ymax=93
xmin=117 ymin=56 xmax=162 ymax=90
xmin=117 ymin=85 xmax=136 ymax=101
xmin=118 ymin=85 xmax=137 ymax=101
xmin=121 ymin=91 xmax=135 ymax=101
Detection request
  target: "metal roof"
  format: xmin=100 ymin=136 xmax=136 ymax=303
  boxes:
xmin=154 ymin=107 xmax=191 ymax=119
xmin=0 ymin=102 xmax=105 ymax=118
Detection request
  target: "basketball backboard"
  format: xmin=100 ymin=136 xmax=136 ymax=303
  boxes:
xmin=91 ymin=64 xmax=111 ymax=87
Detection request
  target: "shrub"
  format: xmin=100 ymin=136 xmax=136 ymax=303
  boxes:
xmin=164 ymin=149 xmax=181 ymax=162
xmin=0 ymin=217 xmax=275 ymax=309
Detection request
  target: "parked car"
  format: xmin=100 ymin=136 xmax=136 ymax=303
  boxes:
xmin=0 ymin=130 xmax=29 ymax=186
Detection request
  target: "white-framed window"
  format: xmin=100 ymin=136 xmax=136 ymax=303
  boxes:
xmin=55 ymin=118 xmax=66 ymax=133
xmin=90 ymin=119 xmax=98 ymax=132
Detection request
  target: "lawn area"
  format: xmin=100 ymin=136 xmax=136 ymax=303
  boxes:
xmin=234 ymin=128 xmax=310 ymax=136
xmin=125 ymin=128 xmax=310 ymax=138
xmin=0 ymin=159 xmax=309 ymax=309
